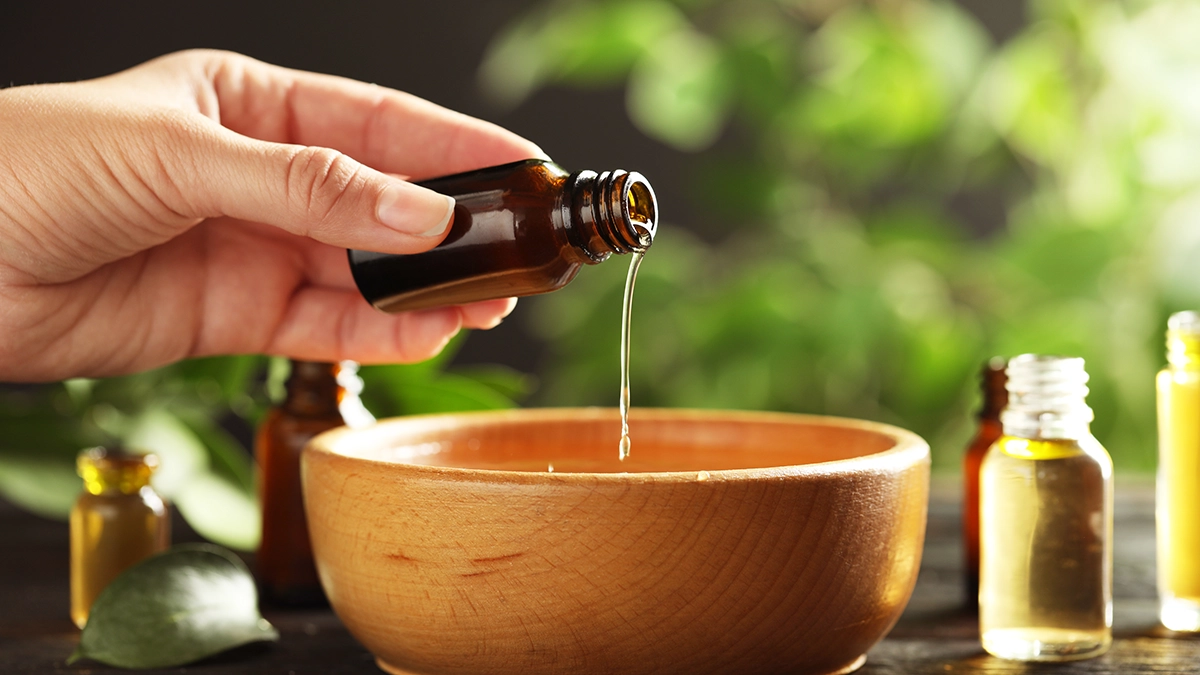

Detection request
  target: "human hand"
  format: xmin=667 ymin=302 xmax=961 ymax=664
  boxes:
xmin=0 ymin=50 xmax=544 ymax=382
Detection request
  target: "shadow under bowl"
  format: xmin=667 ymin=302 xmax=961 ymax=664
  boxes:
xmin=303 ymin=408 xmax=930 ymax=675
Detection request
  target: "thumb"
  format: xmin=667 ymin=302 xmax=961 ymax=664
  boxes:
xmin=192 ymin=130 xmax=456 ymax=253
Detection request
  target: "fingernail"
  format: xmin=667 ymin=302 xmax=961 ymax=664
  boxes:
xmin=377 ymin=185 xmax=456 ymax=237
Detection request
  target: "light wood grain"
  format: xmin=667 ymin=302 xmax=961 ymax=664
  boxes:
xmin=302 ymin=408 xmax=930 ymax=675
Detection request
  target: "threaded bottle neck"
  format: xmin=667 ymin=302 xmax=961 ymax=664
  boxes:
xmin=1000 ymin=354 xmax=1093 ymax=440
xmin=567 ymin=169 xmax=657 ymax=260
xmin=1167 ymin=310 xmax=1200 ymax=369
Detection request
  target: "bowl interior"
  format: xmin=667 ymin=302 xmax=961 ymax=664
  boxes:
xmin=320 ymin=409 xmax=905 ymax=474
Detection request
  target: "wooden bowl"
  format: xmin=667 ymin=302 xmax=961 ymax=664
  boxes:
xmin=302 ymin=408 xmax=929 ymax=675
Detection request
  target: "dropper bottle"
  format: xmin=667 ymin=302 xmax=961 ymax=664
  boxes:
xmin=349 ymin=159 xmax=657 ymax=313
xmin=979 ymin=354 xmax=1113 ymax=661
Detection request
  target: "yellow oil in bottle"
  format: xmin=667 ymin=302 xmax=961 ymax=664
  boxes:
xmin=1157 ymin=310 xmax=1200 ymax=631
xmin=979 ymin=355 xmax=1112 ymax=662
xmin=69 ymin=448 xmax=170 ymax=628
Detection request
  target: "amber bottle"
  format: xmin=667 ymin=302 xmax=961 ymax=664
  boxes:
xmin=963 ymin=357 xmax=1007 ymax=604
xmin=349 ymin=159 xmax=658 ymax=313
xmin=256 ymin=360 xmax=372 ymax=606
xmin=70 ymin=447 xmax=170 ymax=628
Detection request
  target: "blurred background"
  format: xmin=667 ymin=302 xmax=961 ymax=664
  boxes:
xmin=4 ymin=0 xmax=1200 ymax=549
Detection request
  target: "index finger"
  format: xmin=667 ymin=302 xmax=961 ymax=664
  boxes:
xmin=197 ymin=50 xmax=547 ymax=179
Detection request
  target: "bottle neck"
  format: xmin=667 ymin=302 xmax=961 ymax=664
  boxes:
xmin=566 ymin=169 xmax=657 ymax=261
xmin=1000 ymin=354 xmax=1094 ymax=440
xmin=78 ymin=447 xmax=157 ymax=496
xmin=283 ymin=361 xmax=342 ymax=417
xmin=1167 ymin=310 xmax=1200 ymax=370
xmin=978 ymin=357 xmax=1008 ymax=421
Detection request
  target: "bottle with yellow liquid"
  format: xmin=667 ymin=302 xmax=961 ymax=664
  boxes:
xmin=69 ymin=447 xmax=170 ymax=628
xmin=1157 ymin=310 xmax=1200 ymax=631
xmin=979 ymin=354 xmax=1113 ymax=661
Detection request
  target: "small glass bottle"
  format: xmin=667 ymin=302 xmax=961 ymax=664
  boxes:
xmin=963 ymin=357 xmax=1008 ymax=605
xmin=349 ymin=159 xmax=658 ymax=313
xmin=979 ymin=354 xmax=1113 ymax=661
xmin=1157 ymin=310 xmax=1200 ymax=631
xmin=257 ymin=360 xmax=373 ymax=606
xmin=70 ymin=447 xmax=170 ymax=628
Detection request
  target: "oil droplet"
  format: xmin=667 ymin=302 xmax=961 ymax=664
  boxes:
xmin=547 ymin=464 xmax=555 ymax=473
xmin=618 ymin=435 xmax=631 ymax=461
xmin=697 ymin=471 xmax=710 ymax=481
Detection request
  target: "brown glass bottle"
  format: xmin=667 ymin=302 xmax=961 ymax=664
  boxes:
xmin=964 ymin=357 xmax=1007 ymax=605
xmin=70 ymin=447 xmax=170 ymax=628
xmin=349 ymin=159 xmax=658 ymax=313
xmin=257 ymin=360 xmax=370 ymax=606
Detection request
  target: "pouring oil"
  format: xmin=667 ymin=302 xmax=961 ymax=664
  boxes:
xmin=1157 ymin=310 xmax=1200 ymax=631
xmin=617 ymin=250 xmax=645 ymax=460
xmin=979 ymin=355 xmax=1113 ymax=662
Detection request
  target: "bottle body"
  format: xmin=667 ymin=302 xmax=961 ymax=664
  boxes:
xmin=979 ymin=436 xmax=1113 ymax=660
xmin=963 ymin=358 xmax=1007 ymax=604
xmin=349 ymin=159 xmax=657 ymax=313
xmin=979 ymin=354 xmax=1112 ymax=661
xmin=69 ymin=449 xmax=169 ymax=628
xmin=257 ymin=360 xmax=370 ymax=606
xmin=1156 ymin=310 xmax=1200 ymax=631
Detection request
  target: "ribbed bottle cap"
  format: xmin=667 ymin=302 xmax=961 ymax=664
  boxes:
xmin=1001 ymin=354 xmax=1093 ymax=439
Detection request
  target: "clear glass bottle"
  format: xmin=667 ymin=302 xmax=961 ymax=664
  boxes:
xmin=1157 ymin=310 xmax=1200 ymax=631
xmin=349 ymin=159 xmax=657 ymax=313
xmin=70 ymin=447 xmax=170 ymax=628
xmin=963 ymin=357 xmax=1008 ymax=605
xmin=979 ymin=354 xmax=1113 ymax=661
xmin=256 ymin=360 xmax=372 ymax=606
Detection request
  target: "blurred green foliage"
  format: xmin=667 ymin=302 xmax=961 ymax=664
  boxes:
xmin=482 ymin=0 xmax=1200 ymax=471
xmin=0 ymin=336 xmax=531 ymax=547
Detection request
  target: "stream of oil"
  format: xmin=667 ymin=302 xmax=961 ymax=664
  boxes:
xmin=618 ymin=250 xmax=645 ymax=460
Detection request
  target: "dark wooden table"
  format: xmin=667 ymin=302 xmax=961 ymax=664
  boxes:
xmin=2 ymin=478 xmax=1197 ymax=674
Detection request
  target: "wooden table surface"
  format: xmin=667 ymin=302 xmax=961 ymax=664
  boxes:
xmin=2 ymin=477 xmax=1197 ymax=674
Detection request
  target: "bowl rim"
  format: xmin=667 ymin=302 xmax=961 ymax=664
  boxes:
xmin=305 ymin=407 xmax=929 ymax=484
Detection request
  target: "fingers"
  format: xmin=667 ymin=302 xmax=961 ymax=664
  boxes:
xmin=264 ymin=287 xmax=464 ymax=364
xmin=188 ymin=128 xmax=458 ymax=253
xmin=458 ymin=297 xmax=518 ymax=330
xmin=197 ymin=50 xmax=546 ymax=178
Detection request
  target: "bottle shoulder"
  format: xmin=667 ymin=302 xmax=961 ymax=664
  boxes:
xmin=985 ymin=434 xmax=1112 ymax=472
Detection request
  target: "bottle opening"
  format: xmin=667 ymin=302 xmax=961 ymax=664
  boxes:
xmin=628 ymin=183 xmax=656 ymax=227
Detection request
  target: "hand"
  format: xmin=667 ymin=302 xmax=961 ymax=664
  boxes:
xmin=0 ymin=50 xmax=544 ymax=382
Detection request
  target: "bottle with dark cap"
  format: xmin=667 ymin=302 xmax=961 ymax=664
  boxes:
xmin=349 ymin=159 xmax=658 ymax=313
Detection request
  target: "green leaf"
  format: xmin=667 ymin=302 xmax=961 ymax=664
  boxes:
xmin=173 ymin=472 xmax=261 ymax=552
xmin=69 ymin=544 xmax=278 ymax=669
xmin=125 ymin=408 xmax=209 ymax=499
xmin=627 ymin=27 xmax=731 ymax=150
xmin=452 ymin=365 xmax=537 ymax=402
xmin=0 ymin=454 xmax=80 ymax=520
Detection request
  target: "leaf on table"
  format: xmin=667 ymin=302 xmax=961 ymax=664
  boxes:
xmin=68 ymin=544 xmax=278 ymax=669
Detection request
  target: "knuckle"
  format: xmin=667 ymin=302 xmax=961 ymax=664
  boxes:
xmin=284 ymin=146 xmax=362 ymax=225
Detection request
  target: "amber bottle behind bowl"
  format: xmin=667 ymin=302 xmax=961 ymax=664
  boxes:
xmin=257 ymin=360 xmax=372 ymax=606
xmin=963 ymin=357 xmax=1007 ymax=604
xmin=349 ymin=159 xmax=658 ymax=313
